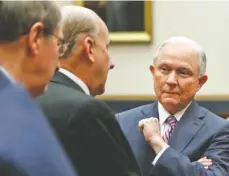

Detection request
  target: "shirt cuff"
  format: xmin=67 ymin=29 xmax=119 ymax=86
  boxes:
xmin=152 ymin=145 xmax=169 ymax=165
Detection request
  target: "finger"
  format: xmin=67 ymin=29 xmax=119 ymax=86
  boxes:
xmin=149 ymin=117 xmax=157 ymax=119
xmin=138 ymin=119 xmax=144 ymax=126
xmin=201 ymin=159 xmax=212 ymax=163
xmin=203 ymin=162 xmax=212 ymax=169
xmin=198 ymin=159 xmax=212 ymax=164
xmin=138 ymin=120 xmax=144 ymax=131
xmin=199 ymin=156 xmax=207 ymax=160
xmin=199 ymin=158 xmax=212 ymax=163
xmin=201 ymin=161 xmax=212 ymax=166
xmin=199 ymin=161 xmax=212 ymax=168
xmin=198 ymin=156 xmax=209 ymax=162
xmin=149 ymin=117 xmax=159 ymax=121
xmin=150 ymin=117 xmax=160 ymax=125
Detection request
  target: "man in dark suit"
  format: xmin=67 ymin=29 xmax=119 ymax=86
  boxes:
xmin=116 ymin=36 xmax=229 ymax=176
xmin=0 ymin=1 xmax=77 ymax=176
xmin=38 ymin=5 xmax=141 ymax=176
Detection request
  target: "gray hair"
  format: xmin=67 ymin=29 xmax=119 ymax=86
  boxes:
xmin=60 ymin=5 xmax=101 ymax=58
xmin=0 ymin=1 xmax=61 ymax=43
xmin=153 ymin=36 xmax=207 ymax=75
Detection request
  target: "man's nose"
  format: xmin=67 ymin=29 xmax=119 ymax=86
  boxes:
xmin=109 ymin=60 xmax=115 ymax=69
xmin=166 ymin=71 xmax=178 ymax=86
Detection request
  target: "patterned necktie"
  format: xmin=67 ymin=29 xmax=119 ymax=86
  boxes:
xmin=162 ymin=115 xmax=177 ymax=143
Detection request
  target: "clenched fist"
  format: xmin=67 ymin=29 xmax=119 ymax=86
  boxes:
xmin=138 ymin=117 xmax=161 ymax=142
xmin=138 ymin=117 xmax=167 ymax=154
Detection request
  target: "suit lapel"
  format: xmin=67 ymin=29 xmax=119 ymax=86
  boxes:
xmin=140 ymin=101 xmax=159 ymax=120
xmin=0 ymin=68 xmax=13 ymax=93
xmin=169 ymin=101 xmax=206 ymax=152
xmin=139 ymin=101 xmax=206 ymax=175
xmin=51 ymin=71 xmax=85 ymax=94
xmin=140 ymin=102 xmax=159 ymax=176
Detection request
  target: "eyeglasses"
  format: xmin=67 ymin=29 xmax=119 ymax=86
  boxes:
xmin=51 ymin=34 xmax=68 ymax=57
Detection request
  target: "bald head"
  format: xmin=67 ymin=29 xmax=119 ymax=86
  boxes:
xmin=60 ymin=5 xmax=108 ymax=58
xmin=154 ymin=36 xmax=207 ymax=75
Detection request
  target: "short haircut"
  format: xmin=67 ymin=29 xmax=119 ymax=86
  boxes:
xmin=153 ymin=36 xmax=207 ymax=75
xmin=60 ymin=5 xmax=101 ymax=58
xmin=0 ymin=1 xmax=61 ymax=43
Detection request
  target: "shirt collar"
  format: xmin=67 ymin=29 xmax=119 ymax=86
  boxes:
xmin=158 ymin=101 xmax=192 ymax=126
xmin=59 ymin=68 xmax=90 ymax=95
xmin=0 ymin=66 xmax=16 ymax=83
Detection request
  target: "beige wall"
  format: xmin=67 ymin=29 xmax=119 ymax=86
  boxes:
xmin=58 ymin=1 xmax=229 ymax=96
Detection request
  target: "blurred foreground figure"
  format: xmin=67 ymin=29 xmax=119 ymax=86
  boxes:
xmin=0 ymin=1 xmax=77 ymax=176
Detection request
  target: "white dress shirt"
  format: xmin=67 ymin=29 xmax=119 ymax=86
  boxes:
xmin=59 ymin=68 xmax=90 ymax=95
xmin=152 ymin=101 xmax=192 ymax=165
xmin=0 ymin=66 xmax=15 ymax=83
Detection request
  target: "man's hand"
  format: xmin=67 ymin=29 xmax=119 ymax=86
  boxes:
xmin=138 ymin=117 xmax=167 ymax=154
xmin=138 ymin=117 xmax=161 ymax=142
xmin=197 ymin=156 xmax=212 ymax=169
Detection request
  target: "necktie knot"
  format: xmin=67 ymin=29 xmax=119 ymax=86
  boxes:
xmin=167 ymin=115 xmax=177 ymax=128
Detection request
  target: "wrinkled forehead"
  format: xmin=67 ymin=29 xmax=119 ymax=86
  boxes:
xmin=158 ymin=43 xmax=200 ymax=65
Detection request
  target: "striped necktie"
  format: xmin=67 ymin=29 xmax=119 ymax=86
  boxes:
xmin=162 ymin=115 xmax=177 ymax=143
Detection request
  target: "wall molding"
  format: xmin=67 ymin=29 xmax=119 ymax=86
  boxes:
xmin=97 ymin=94 xmax=229 ymax=101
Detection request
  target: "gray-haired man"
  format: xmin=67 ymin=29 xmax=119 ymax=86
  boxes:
xmin=0 ymin=1 xmax=77 ymax=176
xmin=117 ymin=36 xmax=229 ymax=176
xmin=38 ymin=5 xmax=141 ymax=176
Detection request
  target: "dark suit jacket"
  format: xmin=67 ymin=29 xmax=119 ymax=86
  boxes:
xmin=38 ymin=71 xmax=141 ymax=176
xmin=116 ymin=101 xmax=229 ymax=176
xmin=0 ymin=70 xmax=76 ymax=176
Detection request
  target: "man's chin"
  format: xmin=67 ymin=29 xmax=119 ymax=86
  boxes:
xmin=92 ymin=88 xmax=105 ymax=97
xmin=32 ymin=84 xmax=48 ymax=98
xmin=161 ymin=98 xmax=180 ymax=109
xmin=95 ymin=89 xmax=105 ymax=97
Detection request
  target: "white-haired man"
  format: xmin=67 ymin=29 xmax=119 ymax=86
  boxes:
xmin=38 ymin=5 xmax=141 ymax=176
xmin=117 ymin=36 xmax=229 ymax=176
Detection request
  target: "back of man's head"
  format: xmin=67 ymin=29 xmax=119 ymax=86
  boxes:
xmin=0 ymin=1 xmax=61 ymax=43
xmin=0 ymin=1 xmax=62 ymax=97
xmin=60 ymin=5 xmax=101 ymax=58
xmin=59 ymin=5 xmax=112 ymax=96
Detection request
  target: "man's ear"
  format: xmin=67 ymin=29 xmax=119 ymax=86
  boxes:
xmin=83 ymin=36 xmax=95 ymax=63
xmin=28 ymin=22 xmax=44 ymax=56
xmin=149 ymin=64 xmax=155 ymax=74
xmin=197 ymin=74 xmax=208 ymax=91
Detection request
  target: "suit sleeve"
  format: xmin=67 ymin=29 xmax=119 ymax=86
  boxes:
xmin=0 ymin=159 xmax=28 ymax=176
xmin=67 ymin=99 xmax=141 ymax=176
xmin=152 ymin=124 xmax=229 ymax=176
